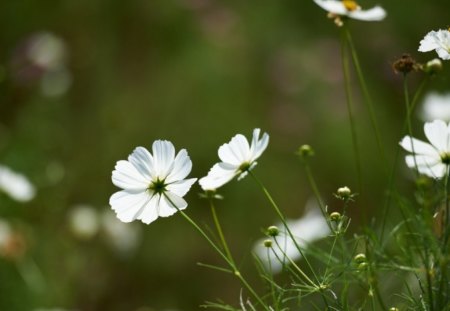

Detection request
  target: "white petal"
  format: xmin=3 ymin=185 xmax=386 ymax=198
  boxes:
xmin=218 ymin=134 xmax=250 ymax=165
xmin=112 ymin=160 xmax=149 ymax=191
xmin=128 ymin=147 xmax=155 ymax=180
xmin=164 ymin=191 xmax=188 ymax=210
xmin=313 ymin=0 xmax=346 ymax=15
xmin=419 ymin=31 xmax=440 ymax=52
xmin=166 ymin=178 xmax=197 ymax=197
xmin=424 ymin=120 xmax=449 ymax=152
xmin=109 ymin=190 xmax=150 ymax=223
xmin=0 ymin=166 xmax=35 ymax=202
xmin=250 ymin=130 xmax=269 ymax=161
xmin=348 ymin=6 xmax=386 ymax=21
xmin=199 ymin=162 xmax=238 ymax=190
xmin=152 ymin=140 xmax=175 ymax=178
xmin=158 ymin=195 xmax=179 ymax=217
xmin=419 ymin=163 xmax=447 ymax=179
xmin=435 ymin=48 xmax=450 ymax=60
xmin=399 ymin=136 xmax=439 ymax=156
xmin=420 ymin=92 xmax=450 ymax=122
xmin=136 ymin=194 xmax=159 ymax=224
xmin=166 ymin=149 xmax=192 ymax=183
xmin=405 ymin=154 xmax=439 ymax=168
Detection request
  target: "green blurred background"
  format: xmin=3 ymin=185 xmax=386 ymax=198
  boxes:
xmin=0 ymin=0 xmax=449 ymax=310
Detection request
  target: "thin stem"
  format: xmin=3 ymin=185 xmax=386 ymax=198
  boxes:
xmin=345 ymin=27 xmax=388 ymax=176
xmin=209 ymin=199 xmax=235 ymax=266
xmin=340 ymin=26 xmax=363 ymax=194
xmin=266 ymin=248 xmax=279 ymax=311
xmin=165 ymin=195 xmax=270 ymax=310
xmin=249 ymin=172 xmax=320 ymax=285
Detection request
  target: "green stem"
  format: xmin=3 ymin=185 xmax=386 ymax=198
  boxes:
xmin=340 ymin=26 xmax=363 ymax=194
xmin=345 ymin=27 xmax=388 ymax=176
xmin=209 ymin=199 xmax=235 ymax=266
xmin=249 ymin=172 xmax=320 ymax=285
xmin=165 ymin=195 xmax=270 ymax=310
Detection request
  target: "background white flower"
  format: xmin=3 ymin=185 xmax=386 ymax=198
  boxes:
xmin=110 ymin=140 xmax=197 ymax=224
xmin=420 ymin=92 xmax=450 ymax=122
xmin=0 ymin=165 xmax=36 ymax=202
xmin=199 ymin=128 xmax=269 ymax=190
xmin=400 ymin=120 xmax=450 ymax=179
xmin=253 ymin=202 xmax=330 ymax=273
xmin=313 ymin=0 xmax=386 ymax=22
xmin=68 ymin=205 xmax=100 ymax=240
xmin=419 ymin=29 xmax=450 ymax=60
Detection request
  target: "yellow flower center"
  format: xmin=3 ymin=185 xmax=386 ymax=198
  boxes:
xmin=342 ymin=0 xmax=359 ymax=11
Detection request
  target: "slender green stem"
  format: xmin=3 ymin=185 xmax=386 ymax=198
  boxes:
xmin=209 ymin=199 xmax=235 ymax=266
xmin=249 ymin=172 xmax=320 ymax=285
xmin=379 ymin=77 xmax=429 ymax=243
xmin=340 ymin=26 xmax=363 ymax=194
xmin=345 ymin=27 xmax=388 ymax=176
xmin=266 ymin=248 xmax=279 ymax=311
xmin=303 ymin=161 xmax=333 ymax=232
xmin=164 ymin=195 xmax=270 ymax=310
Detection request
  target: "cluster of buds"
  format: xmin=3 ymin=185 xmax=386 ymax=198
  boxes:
xmin=392 ymin=54 xmax=443 ymax=76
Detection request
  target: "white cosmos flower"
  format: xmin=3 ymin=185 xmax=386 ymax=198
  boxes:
xmin=0 ymin=165 xmax=35 ymax=202
xmin=400 ymin=120 xmax=450 ymax=179
xmin=254 ymin=204 xmax=330 ymax=273
xmin=199 ymin=128 xmax=269 ymax=190
xmin=313 ymin=0 xmax=386 ymax=22
xmin=419 ymin=29 xmax=450 ymax=60
xmin=420 ymin=92 xmax=450 ymax=122
xmin=109 ymin=140 xmax=197 ymax=224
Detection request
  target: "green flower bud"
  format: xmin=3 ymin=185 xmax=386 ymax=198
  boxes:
xmin=354 ymin=253 xmax=366 ymax=264
xmin=330 ymin=212 xmax=341 ymax=221
xmin=297 ymin=145 xmax=314 ymax=158
xmin=263 ymin=239 xmax=273 ymax=248
xmin=423 ymin=58 xmax=443 ymax=75
xmin=389 ymin=308 xmax=399 ymax=311
xmin=267 ymin=226 xmax=279 ymax=237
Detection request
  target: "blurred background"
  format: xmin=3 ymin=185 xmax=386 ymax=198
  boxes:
xmin=0 ymin=0 xmax=449 ymax=310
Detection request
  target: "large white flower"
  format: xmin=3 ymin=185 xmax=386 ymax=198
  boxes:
xmin=0 ymin=165 xmax=35 ymax=202
xmin=400 ymin=120 xmax=450 ymax=179
xmin=419 ymin=29 xmax=450 ymax=60
xmin=199 ymin=128 xmax=269 ymax=190
xmin=254 ymin=204 xmax=330 ymax=273
xmin=420 ymin=92 xmax=450 ymax=122
xmin=110 ymin=140 xmax=197 ymax=224
xmin=313 ymin=0 xmax=386 ymax=22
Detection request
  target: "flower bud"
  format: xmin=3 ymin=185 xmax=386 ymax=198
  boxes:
xmin=267 ymin=226 xmax=279 ymax=237
xmin=263 ymin=239 xmax=273 ymax=248
xmin=297 ymin=145 xmax=314 ymax=158
xmin=330 ymin=212 xmax=341 ymax=222
xmin=336 ymin=186 xmax=351 ymax=200
xmin=357 ymin=262 xmax=368 ymax=270
xmin=354 ymin=253 xmax=366 ymax=264
xmin=423 ymin=58 xmax=443 ymax=75
xmin=389 ymin=308 xmax=399 ymax=311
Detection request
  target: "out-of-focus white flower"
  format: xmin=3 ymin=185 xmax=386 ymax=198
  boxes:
xmin=68 ymin=205 xmax=100 ymax=239
xmin=400 ymin=120 xmax=450 ymax=179
xmin=420 ymin=92 xmax=450 ymax=122
xmin=27 ymin=32 xmax=67 ymax=69
xmin=101 ymin=210 xmax=141 ymax=255
xmin=0 ymin=165 xmax=35 ymax=202
xmin=110 ymin=140 xmax=197 ymax=224
xmin=199 ymin=128 xmax=269 ymax=190
xmin=41 ymin=67 xmax=72 ymax=97
xmin=419 ymin=29 xmax=450 ymax=60
xmin=254 ymin=204 xmax=330 ymax=273
xmin=313 ymin=0 xmax=386 ymax=23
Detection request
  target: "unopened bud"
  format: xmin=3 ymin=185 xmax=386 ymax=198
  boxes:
xmin=354 ymin=253 xmax=366 ymax=264
xmin=389 ymin=308 xmax=399 ymax=311
xmin=267 ymin=226 xmax=279 ymax=237
xmin=263 ymin=239 xmax=273 ymax=248
xmin=330 ymin=212 xmax=341 ymax=221
xmin=423 ymin=58 xmax=443 ymax=75
xmin=336 ymin=186 xmax=352 ymax=200
xmin=297 ymin=145 xmax=314 ymax=158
